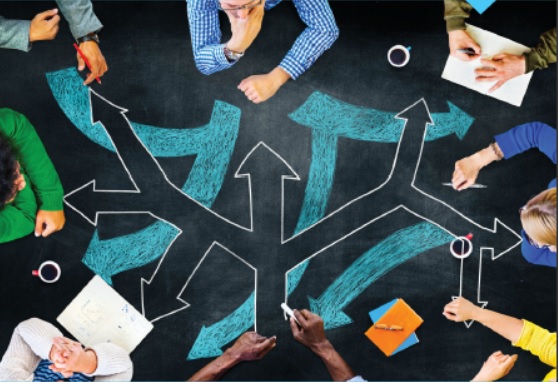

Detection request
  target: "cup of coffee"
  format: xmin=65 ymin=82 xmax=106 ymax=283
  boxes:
xmin=450 ymin=235 xmax=473 ymax=259
xmin=32 ymin=261 xmax=61 ymax=283
xmin=387 ymin=45 xmax=411 ymax=67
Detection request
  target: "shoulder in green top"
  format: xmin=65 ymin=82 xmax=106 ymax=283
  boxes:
xmin=443 ymin=0 xmax=556 ymax=72
xmin=0 ymin=108 xmax=63 ymax=243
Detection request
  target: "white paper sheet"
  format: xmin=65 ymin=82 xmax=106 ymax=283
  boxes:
xmin=57 ymin=276 xmax=153 ymax=353
xmin=442 ymin=24 xmax=533 ymax=107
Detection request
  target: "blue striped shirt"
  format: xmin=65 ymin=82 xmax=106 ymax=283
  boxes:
xmin=186 ymin=0 xmax=339 ymax=79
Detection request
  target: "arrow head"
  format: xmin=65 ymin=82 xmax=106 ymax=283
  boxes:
xmin=446 ymin=101 xmax=474 ymax=140
xmin=64 ymin=181 xmax=100 ymax=226
xmin=235 ymin=142 xmax=300 ymax=180
xmin=89 ymin=89 xmax=128 ymax=125
xmin=395 ymin=98 xmax=434 ymax=125
xmin=141 ymin=278 xmax=190 ymax=323
xmin=308 ymin=296 xmax=353 ymax=330
xmin=491 ymin=219 xmax=523 ymax=260
xmin=187 ymin=325 xmax=224 ymax=360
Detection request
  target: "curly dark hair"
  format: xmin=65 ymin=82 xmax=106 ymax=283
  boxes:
xmin=0 ymin=136 xmax=19 ymax=207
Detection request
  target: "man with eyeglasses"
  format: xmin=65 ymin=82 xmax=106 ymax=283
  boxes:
xmin=186 ymin=0 xmax=339 ymax=104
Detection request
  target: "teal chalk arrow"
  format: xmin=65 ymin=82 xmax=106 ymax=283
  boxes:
xmin=308 ymin=222 xmax=454 ymax=330
xmin=46 ymin=68 xmax=240 ymax=207
xmin=187 ymin=292 xmax=255 ymax=360
xmin=82 ymin=219 xmax=181 ymax=285
xmin=290 ymin=92 xmax=474 ymax=233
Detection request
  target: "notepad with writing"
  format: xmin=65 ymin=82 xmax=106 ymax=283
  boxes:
xmin=365 ymin=298 xmax=423 ymax=356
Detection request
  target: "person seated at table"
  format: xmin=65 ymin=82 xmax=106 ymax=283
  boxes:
xmin=0 ymin=318 xmax=133 ymax=380
xmin=444 ymin=297 xmax=555 ymax=381
xmin=451 ymin=121 xmax=556 ymax=267
xmin=0 ymin=108 xmax=65 ymax=243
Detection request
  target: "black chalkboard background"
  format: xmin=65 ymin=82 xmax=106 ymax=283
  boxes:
xmin=0 ymin=1 xmax=556 ymax=381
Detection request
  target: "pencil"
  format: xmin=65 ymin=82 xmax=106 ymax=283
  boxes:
xmin=442 ymin=182 xmax=487 ymax=189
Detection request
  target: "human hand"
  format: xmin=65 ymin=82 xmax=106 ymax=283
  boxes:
xmin=77 ymin=41 xmax=108 ymax=85
xmin=443 ymin=297 xmax=480 ymax=322
xmin=452 ymin=155 xmax=482 ymax=190
xmin=225 ymin=2 xmax=264 ymax=52
xmin=35 ymin=210 xmax=65 ymax=237
xmin=29 ymin=9 xmax=60 ymax=42
xmin=448 ymin=30 xmax=481 ymax=61
xmin=238 ymin=67 xmax=290 ymax=103
xmin=49 ymin=337 xmax=97 ymax=377
xmin=475 ymin=53 xmax=526 ymax=92
xmin=226 ymin=332 xmax=276 ymax=362
xmin=289 ymin=309 xmax=330 ymax=354
xmin=472 ymin=351 xmax=518 ymax=381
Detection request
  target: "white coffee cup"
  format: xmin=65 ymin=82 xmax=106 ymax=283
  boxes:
xmin=32 ymin=261 xmax=61 ymax=283
xmin=387 ymin=45 xmax=411 ymax=67
xmin=450 ymin=236 xmax=473 ymax=259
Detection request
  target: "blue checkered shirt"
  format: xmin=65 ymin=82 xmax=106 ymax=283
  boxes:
xmin=186 ymin=0 xmax=339 ymax=79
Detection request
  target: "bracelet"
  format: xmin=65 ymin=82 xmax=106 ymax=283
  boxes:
xmin=489 ymin=142 xmax=504 ymax=161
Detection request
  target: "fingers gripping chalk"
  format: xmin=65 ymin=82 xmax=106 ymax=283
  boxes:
xmin=281 ymin=303 xmax=302 ymax=326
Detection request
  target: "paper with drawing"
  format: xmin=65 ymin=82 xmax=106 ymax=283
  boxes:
xmin=57 ymin=276 xmax=153 ymax=353
xmin=442 ymin=24 xmax=533 ymax=107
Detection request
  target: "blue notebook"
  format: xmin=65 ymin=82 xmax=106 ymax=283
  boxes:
xmin=368 ymin=299 xmax=419 ymax=355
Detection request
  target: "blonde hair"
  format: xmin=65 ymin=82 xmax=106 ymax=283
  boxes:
xmin=520 ymin=188 xmax=556 ymax=246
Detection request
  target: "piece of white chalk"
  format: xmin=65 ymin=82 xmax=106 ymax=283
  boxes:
xmin=281 ymin=303 xmax=301 ymax=326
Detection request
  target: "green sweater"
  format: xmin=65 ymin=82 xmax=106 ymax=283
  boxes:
xmin=443 ymin=0 xmax=557 ymax=72
xmin=0 ymin=108 xmax=63 ymax=243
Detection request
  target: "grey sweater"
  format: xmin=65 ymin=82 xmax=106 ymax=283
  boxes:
xmin=0 ymin=318 xmax=133 ymax=381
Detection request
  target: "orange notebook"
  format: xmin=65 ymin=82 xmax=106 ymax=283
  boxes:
xmin=364 ymin=298 xmax=423 ymax=356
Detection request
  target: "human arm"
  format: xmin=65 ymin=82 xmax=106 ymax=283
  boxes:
xmin=279 ymin=0 xmax=339 ymax=80
xmin=0 ymin=109 xmax=64 ymax=236
xmin=0 ymin=175 xmax=37 ymax=243
xmin=187 ymin=332 xmax=276 ymax=381
xmin=290 ymin=309 xmax=357 ymax=381
xmin=0 ymin=318 xmax=61 ymax=381
xmin=471 ymin=351 xmax=518 ymax=382
xmin=475 ymin=28 xmax=556 ymax=92
xmin=84 ymin=343 xmax=133 ymax=381
xmin=443 ymin=297 xmax=524 ymax=343
xmin=186 ymin=0 xmax=245 ymax=75
xmin=0 ymin=8 xmax=60 ymax=52
xmin=513 ymin=320 xmax=556 ymax=369
xmin=443 ymin=0 xmax=480 ymax=60
xmin=55 ymin=0 xmax=107 ymax=84
xmin=452 ymin=122 xmax=556 ymax=190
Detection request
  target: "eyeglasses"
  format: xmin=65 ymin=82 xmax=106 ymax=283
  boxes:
xmin=374 ymin=324 xmax=404 ymax=331
xmin=218 ymin=0 xmax=262 ymax=11
xmin=519 ymin=207 xmax=551 ymax=249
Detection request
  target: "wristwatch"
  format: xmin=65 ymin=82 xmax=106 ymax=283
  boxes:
xmin=224 ymin=46 xmax=244 ymax=62
xmin=77 ymin=32 xmax=100 ymax=45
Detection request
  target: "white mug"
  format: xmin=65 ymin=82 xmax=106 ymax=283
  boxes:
xmin=387 ymin=45 xmax=411 ymax=67
xmin=450 ymin=235 xmax=473 ymax=259
xmin=32 ymin=261 xmax=61 ymax=283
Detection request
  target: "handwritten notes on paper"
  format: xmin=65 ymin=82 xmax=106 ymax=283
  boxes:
xmin=57 ymin=276 xmax=153 ymax=353
xmin=442 ymin=24 xmax=533 ymax=107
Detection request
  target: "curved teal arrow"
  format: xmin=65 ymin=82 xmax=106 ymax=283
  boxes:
xmin=308 ymin=222 xmax=454 ymax=330
xmin=46 ymin=67 xmax=240 ymax=207
xmin=289 ymin=91 xmax=474 ymax=234
xmin=187 ymin=292 xmax=255 ymax=360
xmin=82 ymin=219 xmax=181 ymax=285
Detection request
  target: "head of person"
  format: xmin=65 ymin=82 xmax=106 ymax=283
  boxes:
xmin=0 ymin=138 xmax=25 ymax=207
xmin=520 ymin=187 xmax=556 ymax=252
xmin=218 ymin=0 xmax=263 ymax=19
